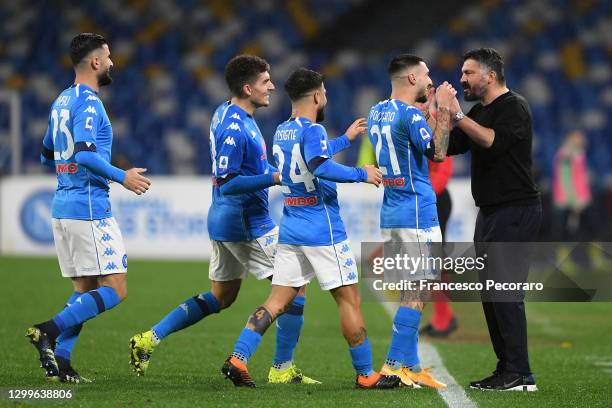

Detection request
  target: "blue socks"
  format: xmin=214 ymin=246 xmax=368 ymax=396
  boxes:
xmin=37 ymin=286 xmax=121 ymax=340
xmin=152 ymin=292 xmax=220 ymax=340
xmin=349 ymin=338 xmax=373 ymax=376
xmin=386 ymin=306 xmax=421 ymax=369
xmin=273 ymin=296 xmax=305 ymax=367
xmin=232 ymin=328 xmax=263 ymax=363
xmin=54 ymin=291 xmax=83 ymax=364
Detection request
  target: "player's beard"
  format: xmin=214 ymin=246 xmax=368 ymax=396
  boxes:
xmin=316 ymin=106 xmax=325 ymax=122
xmin=415 ymin=84 xmax=428 ymax=104
xmin=98 ymin=68 xmax=113 ymax=87
xmin=463 ymin=80 xmax=484 ymax=102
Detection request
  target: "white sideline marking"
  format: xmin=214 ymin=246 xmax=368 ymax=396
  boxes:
xmin=381 ymin=302 xmax=477 ymax=408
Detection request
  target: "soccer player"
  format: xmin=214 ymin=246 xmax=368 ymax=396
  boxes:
xmin=367 ymin=54 xmax=455 ymax=388
xmin=27 ymin=33 xmax=151 ymax=383
xmin=129 ymin=55 xmax=317 ymax=385
xmin=221 ymin=68 xmax=400 ymax=389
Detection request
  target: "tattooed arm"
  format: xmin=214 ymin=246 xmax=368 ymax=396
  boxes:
xmin=430 ymin=82 xmax=456 ymax=161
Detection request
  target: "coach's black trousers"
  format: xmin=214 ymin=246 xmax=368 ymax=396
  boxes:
xmin=474 ymin=203 xmax=542 ymax=375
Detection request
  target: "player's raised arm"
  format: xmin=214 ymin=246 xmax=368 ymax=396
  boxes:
xmin=429 ymin=81 xmax=455 ymax=161
xmin=304 ymin=124 xmax=381 ymax=186
xmin=326 ymin=117 xmax=367 ymax=156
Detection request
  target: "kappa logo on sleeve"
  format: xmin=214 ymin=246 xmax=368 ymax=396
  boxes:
xmin=223 ymin=136 xmax=236 ymax=146
xmin=230 ymin=113 xmax=241 ymax=120
xmin=83 ymin=106 xmax=97 ymax=115
xmin=85 ymin=95 xmax=99 ymax=102
xmin=411 ymin=113 xmax=424 ymax=123
xmin=227 ymin=122 xmax=240 ymax=131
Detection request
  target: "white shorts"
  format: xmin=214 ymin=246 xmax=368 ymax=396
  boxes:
xmin=381 ymin=226 xmax=443 ymax=245
xmin=272 ymin=240 xmax=358 ymax=291
xmin=381 ymin=226 xmax=442 ymax=281
xmin=209 ymin=227 xmax=278 ymax=281
xmin=52 ymin=217 xmax=127 ymax=278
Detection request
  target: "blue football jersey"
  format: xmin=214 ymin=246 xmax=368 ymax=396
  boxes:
xmin=207 ymin=101 xmax=275 ymax=241
xmin=367 ymin=99 xmax=438 ymax=229
xmin=42 ymin=83 xmax=114 ymax=220
xmin=273 ymin=117 xmax=348 ymax=246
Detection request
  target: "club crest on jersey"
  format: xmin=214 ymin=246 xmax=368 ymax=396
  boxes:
xmin=83 ymin=105 xmax=97 ymax=115
xmin=419 ymin=127 xmax=431 ymax=140
xmin=227 ymin=122 xmax=240 ymax=131
xmin=411 ymin=113 xmax=424 ymax=123
xmin=223 ymin=136 xmax=236 ymax=146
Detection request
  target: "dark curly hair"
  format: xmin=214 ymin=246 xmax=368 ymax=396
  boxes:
xmin=70 ymin=33 xmax=107 ymax=67
xmin=224 ymin=55 xmax=270 ymax=97
xmin=463 ymin=48 xmax=505 ymax=84
xmin=284 ymin=68 xmax=324 ymax=101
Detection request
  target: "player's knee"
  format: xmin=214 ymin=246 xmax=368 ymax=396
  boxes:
xmin=115 ymin=285 xmax=128 ymax=302
xmin=217 ymin=291 xmax=238 ymax=310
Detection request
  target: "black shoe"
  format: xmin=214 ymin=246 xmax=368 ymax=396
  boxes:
xmin=469 ymin=370 xmax=501 ymax=389
xmin=25 ymin=327 xmax=58 ymax=377
xmin=478 ymin=371 xmax=537 ymax=392
xmin=420 ymin=317 xmax=458 ymax=338
xmin=57 ymin=366 xmax=92 ymax=384
xmin=221 ymin=356 xmax=256 ymax=388
xmin=356 ymin=372 xmax=401 ymax=389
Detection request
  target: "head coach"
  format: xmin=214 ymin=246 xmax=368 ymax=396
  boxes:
xmin=447 ymin=48 xmax=541 ymax=392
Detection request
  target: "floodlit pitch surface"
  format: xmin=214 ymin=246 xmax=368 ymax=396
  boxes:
xmin=1 ymin=256 xmax=610 ymax=407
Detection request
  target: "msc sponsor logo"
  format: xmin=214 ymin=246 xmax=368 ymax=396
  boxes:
xmin=383 ymin=177 xmax=405 ymax=187
xmin=284 ymin=196 xmax=318 ymax=206
xmin=56 ymin=163 xmax=78 ymax=173
xmin=20 ymin=190 xmax=54 ymax=244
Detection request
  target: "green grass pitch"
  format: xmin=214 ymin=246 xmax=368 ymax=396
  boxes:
xmin=1 ymin=256 xmax=611 ymax=407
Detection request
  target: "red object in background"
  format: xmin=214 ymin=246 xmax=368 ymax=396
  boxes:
xmin=429 ymin=156 xmax=453 ymax=195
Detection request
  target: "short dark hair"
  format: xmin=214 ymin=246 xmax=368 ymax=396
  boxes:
xmin=224 ymin=55 xmax=270 ymax=97
xmin=463 ymin=48 xmax=505 ymax=84
xmin=388 ymin=54 xmax=424 ymax=77
xmin=70 ymin=33 xmax=107 ymax=66
xmin=284 ymin=68 xmax=324 ymax=101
